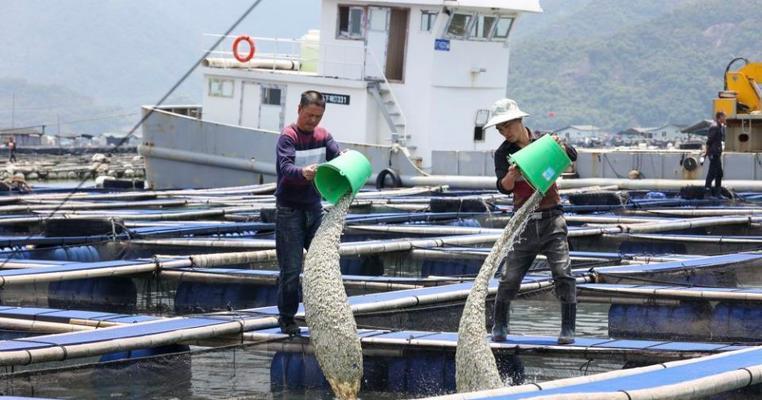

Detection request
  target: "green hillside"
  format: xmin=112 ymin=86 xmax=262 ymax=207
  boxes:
xmin=2 ymin=0 xmax=761 ymax=135
xmin=509 ymin=0 xmax=762 ymax=131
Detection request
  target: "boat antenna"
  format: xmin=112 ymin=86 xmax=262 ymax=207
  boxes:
xmin=724 ymin=57 xmax=749 ymax=91
xmin=0 ymin=0 xmax=267 ymax=269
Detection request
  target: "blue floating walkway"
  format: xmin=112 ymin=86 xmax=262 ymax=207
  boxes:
xmin=593 ymin=253 xmax=762 ymax=274
xmin=428 ymin=346 xmax=762 ymax=399
xmin=0 ymin=306 xmax=158 ymax=325
xmin=244 ymin=327 xmax=745 ymax=359
xmin=579 ymin=283 xmax=762 ymax=302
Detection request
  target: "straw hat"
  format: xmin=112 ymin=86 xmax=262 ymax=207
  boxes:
xmin=484 ymin=98 xmax=529 ymax=129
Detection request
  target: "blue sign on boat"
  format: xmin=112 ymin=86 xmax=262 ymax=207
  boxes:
xmin=434 ymin=38 xmax=450 ymax=51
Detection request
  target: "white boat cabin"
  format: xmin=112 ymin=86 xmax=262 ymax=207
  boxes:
xmin=201 ymin=0 xmax=542 ymax=170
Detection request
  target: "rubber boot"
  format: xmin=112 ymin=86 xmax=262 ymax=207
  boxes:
xmin=278 ymin=317 xmax=301 ymax=336
xmin=557 ymin=303 xmax=576 ymax=344
xmin=491 ymin=301 xmax=509 ymax=342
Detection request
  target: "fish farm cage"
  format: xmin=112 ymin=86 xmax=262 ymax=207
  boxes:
xmin=0 ymin=182 xmax=759 ymax=399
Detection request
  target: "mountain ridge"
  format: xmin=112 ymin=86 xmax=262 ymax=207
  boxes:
xmin=2 ymin=1 xmax=760 ymax=134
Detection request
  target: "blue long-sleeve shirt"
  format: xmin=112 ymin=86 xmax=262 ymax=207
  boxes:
xmin=275 ymin=123 xmax=340 ymax=210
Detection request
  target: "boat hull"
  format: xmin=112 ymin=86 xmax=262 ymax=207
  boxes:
xmin=139 ymin=107 xmax=421 ymax=189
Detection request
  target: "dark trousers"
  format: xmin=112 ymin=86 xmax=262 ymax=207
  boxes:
xmin=704 ymin=155 xmax=723 ymax=194
xmin=495 ymin=214 xmax=576 ymax=305
xmin=276 ymin=205 xmax=322 ymax=321
xmin=8 ymin=150 xmax=15 ymax=163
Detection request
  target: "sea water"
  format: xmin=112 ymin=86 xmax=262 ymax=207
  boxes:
xmin=0 ymin=302 xmax=614 ymax=400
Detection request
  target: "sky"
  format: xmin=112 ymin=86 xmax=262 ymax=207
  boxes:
xmin=0 ymin=1 xmax=322 ymax=132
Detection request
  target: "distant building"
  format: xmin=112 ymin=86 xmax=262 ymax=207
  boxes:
xmin=614 ymin=127 xmax=652 ymax=146
xmin=0 ymin=128 xmax=43 ymax=146
xmin=102 ymin=131 xmax=141 ymax=147
xmin=49 ymin=133 xmax=95 ymax=147
xmin=554 ymin=125 xmax=604 ymax=147
xmin=647 ymin=123 xmax=689 ymax=144
xmin=681 ymin=119 xmax=714 ymax=137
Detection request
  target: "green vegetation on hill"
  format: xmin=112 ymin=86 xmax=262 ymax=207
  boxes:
xmin=509 ymin=0 xmax=762 ymax=131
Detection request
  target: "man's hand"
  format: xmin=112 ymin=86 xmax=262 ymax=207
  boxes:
xmin=302 ymin=164 xmax=318 ymax=181
xmin=500 ymin=164 xmax=521 ymax=191
xmin=551 ymin=134 xmax=566 ymax=148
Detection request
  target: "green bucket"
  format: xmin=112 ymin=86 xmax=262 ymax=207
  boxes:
xmin=314 ymin=150 xmax=372 ymax=204
xmin=509 ymin=135 xmax=571 ymax=195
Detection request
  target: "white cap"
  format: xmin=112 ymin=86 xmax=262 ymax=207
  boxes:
xmin=484 ymin=98 xmax=529 ymax=129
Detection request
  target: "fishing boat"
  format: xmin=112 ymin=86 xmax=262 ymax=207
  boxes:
xmin=140 ymin=1 xmax=762 ymax=193
xmin=139 ymin=0 xmax=543 ymax=189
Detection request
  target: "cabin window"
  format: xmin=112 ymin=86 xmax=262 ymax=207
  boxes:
xmin=445 ymin=12 xmax=472 ymax=38
xmin=208 ymin=78 xmax=234 ymax=98
xmin=473 ymin=126 xmax=485 ymax=142
xmin=493 ymin=16 xmax=514 ymax=39
xmin=338 ymin=5 xmax=365 ymax=39
xmin=473 ymin=109 xmax=489 ymax=142
xmin=262 ymin=87 xmax=282 ymax=105
xmin=421 ymin=10 xmax=438 ymax=32
xmin=470 ymin=15 xmax=496 ymax=39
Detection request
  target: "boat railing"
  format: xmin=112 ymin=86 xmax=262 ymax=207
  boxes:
xmin=203 ymin=33 xmax=369 ymax=80
xmin=152 ymin=105 xmax=202 ymax=120
xmin=205 ymin=33 xmax=300 ymax=63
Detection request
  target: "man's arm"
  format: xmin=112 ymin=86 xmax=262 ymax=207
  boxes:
xmin=276 ymin=135 xmax=305 ymax=180
xmin=324 ymin=132 xmax=342 ymax=160
xmin=564 ymin=142 xmax=577 ymax=162
xmin=707 ymin=126 xmax=720 ymax=146
xmin=494 ymin=146 xmax=517 ymax=194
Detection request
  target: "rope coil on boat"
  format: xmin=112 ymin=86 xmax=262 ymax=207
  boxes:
xmin=232 ymin=35 xmax=256 ymax=63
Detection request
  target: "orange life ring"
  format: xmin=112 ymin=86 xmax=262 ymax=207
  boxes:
xmin=232 ymin=35 xmax=255 ymax=63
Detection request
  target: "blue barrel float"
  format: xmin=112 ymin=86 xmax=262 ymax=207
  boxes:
xmin=271 ymin=351 xmax=455 ymax=396
xmin=610 ymin=300 xmax=762 ymax=342
xmin=711 ymin=301 xmax=762 ymax=341
xmin=270 ymin=350 xmax=523 ymax=396
xmin=48 ymin=277 xmax=138 ymax=313
xmin=609 ymin=301 xmax=713 ymax=340
xmin=174 ymin=282 xmax=277 ymax=314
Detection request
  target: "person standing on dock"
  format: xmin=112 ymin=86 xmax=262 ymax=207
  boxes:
xmin=704 ymin=111 xmax=726 ymax=198
xmin=275 ymin=90 xmax=341 ymax=336
xmin=7 ymin=136 xmax=16 ymax=163
xmin=486 ymin=98 xmax=578 ymax=344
